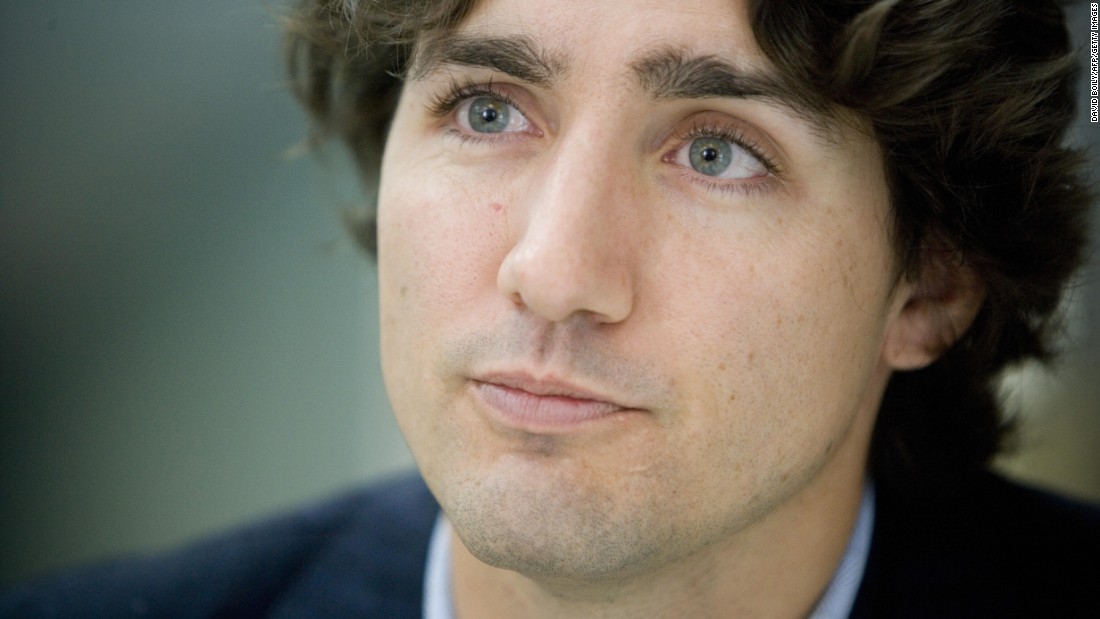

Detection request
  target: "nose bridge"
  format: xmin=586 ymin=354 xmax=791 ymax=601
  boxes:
xmin=535 ymin=131 xmax=621 ymax=249
xmin=498 ymin=123 xmax=635 ymax=324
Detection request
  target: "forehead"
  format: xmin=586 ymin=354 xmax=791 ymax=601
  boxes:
xmin=417 ymin=0 xmax=763 ymax=79
xmin=464 ymin=0 xmax=758 ymax=55
xmin=410 ymin=0 xmax=841 ymax=137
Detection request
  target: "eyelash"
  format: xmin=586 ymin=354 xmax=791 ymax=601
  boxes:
xmin=428 ymin=79 xmax=782 ymax=194
xmin=428 ymin=79 xmax=522 ymax=121
xmin=678 ymin=122 xmax=780 ymax=177
xmin=670 ymin=121 xmax=782 ymax=196
xmin=428 ymin=78 xmax=534 ymax=146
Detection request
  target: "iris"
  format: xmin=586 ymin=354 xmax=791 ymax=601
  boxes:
xmin=689 ymin=137 xmax=733 ymax=176
xmin=468 ymin=97 xmax=510 ymax=133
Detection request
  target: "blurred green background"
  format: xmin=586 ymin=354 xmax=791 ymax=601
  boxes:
xmin=2 ymin=1 xmax=1098 ymax=585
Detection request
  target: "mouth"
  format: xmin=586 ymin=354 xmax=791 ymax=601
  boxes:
xmin=470 ymin=373 xmax=643 ymax=434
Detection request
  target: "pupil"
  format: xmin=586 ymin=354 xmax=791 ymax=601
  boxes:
xmin=481 ymin=108 xmax=498 ymax=123
xmin=702 ymin=147 xmax=718 ymax=162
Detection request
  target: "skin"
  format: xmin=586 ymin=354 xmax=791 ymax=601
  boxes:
xmin=376 ymin=0 xmax=980 ymax=616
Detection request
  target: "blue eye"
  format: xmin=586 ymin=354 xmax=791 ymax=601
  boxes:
xmin=457 ymin=95 xmax=531 ymax=135
xmin=468 ymin=97 xmax=510 ymax=133
xmin=674 ymin=135 xmax=768 ymax=180
xmin=689 ymin=138 xmax=733 ymax=176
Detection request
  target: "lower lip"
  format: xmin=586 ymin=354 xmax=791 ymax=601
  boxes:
xmin=472 ymin=381 xmax=638 ymax=433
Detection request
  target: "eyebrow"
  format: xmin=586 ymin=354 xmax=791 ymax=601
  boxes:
xmin=631 ymin=47 xmax=836 ymax=133
xmin=411 ymin=33 xmax=563 ymax=86
xmin=412 ymin=35 xmax=837 ymax=135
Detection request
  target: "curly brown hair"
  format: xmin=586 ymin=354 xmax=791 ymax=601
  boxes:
xmin=283 ymin=0 xmax=1093 ymax=498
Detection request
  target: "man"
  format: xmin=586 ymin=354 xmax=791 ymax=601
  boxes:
xmin=3 ymin=0 xmax=1097 ymax=617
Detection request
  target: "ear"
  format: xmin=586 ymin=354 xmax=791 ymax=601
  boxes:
xmin=882 ymin=253 xmax=986 ymax=371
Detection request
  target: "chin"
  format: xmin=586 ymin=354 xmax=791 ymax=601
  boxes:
xmin=438 ymin=456 xmax=687 ymax=582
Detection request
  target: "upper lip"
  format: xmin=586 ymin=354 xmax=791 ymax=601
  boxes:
xmin=473 ymin=371 xmax=631 ymax=408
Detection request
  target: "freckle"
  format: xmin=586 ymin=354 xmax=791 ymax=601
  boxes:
xmin=836 ymin=239 xmax=844 ymax=248
xmin=400 ymin=286 xmax=408 ymax=298
xmin=728 ymin=393 xmax=737 ymax=403
xmin=776 ymin=316 xmax=784 ymax=327
xmin=718 ymin=362 xmax=727 ymax=371
xmin=747 ymin=351 xmax=755 ymax=364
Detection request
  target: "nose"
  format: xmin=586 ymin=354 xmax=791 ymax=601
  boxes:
xmin=496 ymin=139 xmax=636 ymax=324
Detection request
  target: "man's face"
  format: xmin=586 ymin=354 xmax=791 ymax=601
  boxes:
xmin=378 ymin=0 xmax=907 ymax=581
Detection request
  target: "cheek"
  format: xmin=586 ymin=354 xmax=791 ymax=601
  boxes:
xmin=660 ymin=228 xmax=890 ymax=442
xmin=377 ymin=167 xmax=509 ymax=334
xmin=376 ymin=167 xmax=509 ymax=463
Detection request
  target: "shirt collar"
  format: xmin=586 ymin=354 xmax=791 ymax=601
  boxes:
xmin=423 ymin=513 xmax=454 ymax=619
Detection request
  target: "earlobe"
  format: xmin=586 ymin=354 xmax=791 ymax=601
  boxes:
xmin=882 ymin=256 xmax=986 ymax=371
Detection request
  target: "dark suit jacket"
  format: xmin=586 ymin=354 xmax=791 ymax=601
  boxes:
xmin=2 ymin=471 xmax=1097 ymax=618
